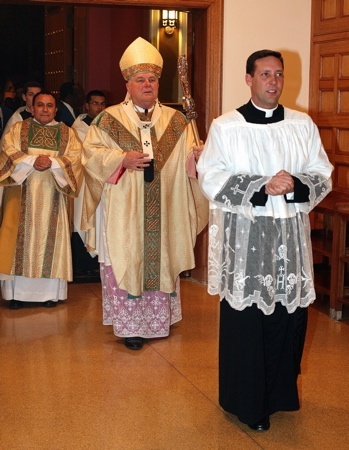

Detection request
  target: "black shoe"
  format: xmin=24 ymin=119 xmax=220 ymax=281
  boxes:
xmin=43 ymin=300 xmax=57 ymax=308
xmin=8 ymin=300 xmax=23 ymax=310
xmin=247 ymin=416 xmax=270 ymax=431
xmin=125 ymin=337 xmax=144 ymax=350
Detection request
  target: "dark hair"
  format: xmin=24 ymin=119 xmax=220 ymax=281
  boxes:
xmin=32 ymin=90 xmax=56 ymax=106
xmin=86 ymin=90 xmax=105 ymax=103
xmin=23 ymin=81 xmax=42 ymax=95
xmin=59 ymin=81 xmax=77 ymax=100
xmin=246 ymin=50 xmax=284 ymax=76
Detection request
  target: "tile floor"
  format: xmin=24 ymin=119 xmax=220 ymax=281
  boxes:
xmin=1 ymin=278 xmax=349 ymax=449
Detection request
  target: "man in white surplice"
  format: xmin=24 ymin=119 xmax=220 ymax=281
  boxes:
xmin=71 ymin=90 xmax=106 ymax=273
xmin=197 ymin=50 xmax=333 ymax=431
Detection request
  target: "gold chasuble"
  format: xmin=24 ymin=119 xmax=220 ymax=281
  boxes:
xmin=0 ymin=119 xmax=82 ymax=281
xmin=82 ymin=101 xmax=208 ymax=296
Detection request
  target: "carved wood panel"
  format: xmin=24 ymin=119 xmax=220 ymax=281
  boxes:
xmin=312 ymin=0 xmax=349 ymax=35
xmin=310 ymin=38 xmax=349 ymax=193
xmin=310 ymin=0 xmax=349 ymax=278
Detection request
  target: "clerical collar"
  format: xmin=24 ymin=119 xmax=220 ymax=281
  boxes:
xmin=251 ymin=99 xmax=278 ymax=118
xmin=132 ymin=102 xmax=155 ymax=116
xmin=237 ymin=100 xmax=284 ymax=124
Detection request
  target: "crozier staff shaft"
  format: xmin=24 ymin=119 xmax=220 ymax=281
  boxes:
xmin=177 ymin=55 xmax=201 ymax=146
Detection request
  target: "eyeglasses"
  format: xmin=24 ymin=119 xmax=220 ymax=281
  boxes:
xmin=89 ymin=101 xmax=106 ymax=106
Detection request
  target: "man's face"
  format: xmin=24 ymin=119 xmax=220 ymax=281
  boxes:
xmin=126 ymin=72 xmax=159 ymax=109
xmin=31 ymin=94 xmax=57 ymax=125
xmin=245 ymin=56 xmax=284 ymax=109
xmin=22 ymin=87 xmax=41 ymax=110
xmin=86 ymin=95 xmax=106 ymax=119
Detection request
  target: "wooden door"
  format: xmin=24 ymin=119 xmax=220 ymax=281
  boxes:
xmin=42 ymin=0 xmax=223 ymax=135
xmin=44 ymin=5 xmax=74 ymax=95
xmin=42 ymin=0 xmax=223 ymax=283
xmin=309 ymin=0 xmax=349 ymax=193
xmin=310 ymin=0 xmax=349 ymax=306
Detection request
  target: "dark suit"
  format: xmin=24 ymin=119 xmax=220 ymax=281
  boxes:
xmin=55 ymin=101 xmax=75 ymax=127
xmin=0 ymin=105 xmax=14 ymax=138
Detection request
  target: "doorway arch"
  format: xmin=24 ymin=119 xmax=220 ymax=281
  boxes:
xmin=32 ymin=0 xmax=223 ymax=282
xmin=33 ymin=0 xmax=223 ymax=136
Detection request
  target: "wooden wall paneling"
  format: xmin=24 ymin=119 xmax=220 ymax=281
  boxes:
xmin=312 ymin=0 xmax=349 ymax=36
xmin=310 ymin=38 xmax=349 ymax=193
xmin=310 ymin=0 xmax=349 ymax=318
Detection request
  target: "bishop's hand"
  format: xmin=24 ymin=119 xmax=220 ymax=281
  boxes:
xmin=122 ymin=151 xmax=151 ymax=171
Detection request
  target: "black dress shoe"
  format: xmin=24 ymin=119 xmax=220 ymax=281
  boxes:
xmin=247 ymin=416 xmax=270 ymax=431
xmin=8 ymin=300 xmax=23 ymax=310
xmin=125 ymin=337 xmax=144 ymax=350
xmin=43 ymin=300 xmax=57 ymax=308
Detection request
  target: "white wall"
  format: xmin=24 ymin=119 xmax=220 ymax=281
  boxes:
xmin=222 ymin=0 xmax=312 ymax=114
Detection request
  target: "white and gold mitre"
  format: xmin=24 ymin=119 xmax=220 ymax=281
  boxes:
xmin=119 ymin=37 xmax=163 ymax=81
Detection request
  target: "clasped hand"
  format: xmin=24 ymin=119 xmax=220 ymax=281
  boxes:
xmin=122 ymin=151 xmax=151 ymax=171
xmin=265 ymin=170 xmax=294 ymax=196
xmin=34 ymin=155 xmax=52 ymax=171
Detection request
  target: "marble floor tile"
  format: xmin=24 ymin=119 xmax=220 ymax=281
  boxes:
xmin=1 ymin=279 xmax=348 ymax=449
